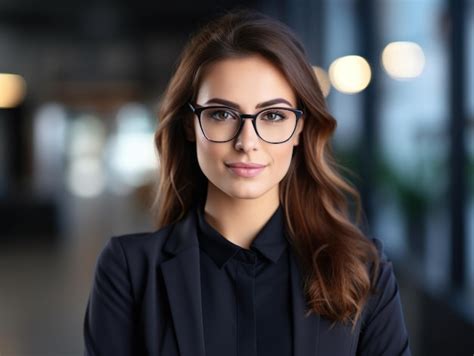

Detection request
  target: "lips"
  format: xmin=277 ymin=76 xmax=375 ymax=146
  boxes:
xmin=225 ymin=162 xmax=266 ymax=168
xmin=225 ymin=162 xmax=267 ymax=178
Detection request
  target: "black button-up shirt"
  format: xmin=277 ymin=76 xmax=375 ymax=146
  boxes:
xmin=195 ymin=200 xmax=293 ymax=356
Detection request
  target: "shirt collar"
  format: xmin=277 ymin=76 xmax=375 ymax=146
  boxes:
xmin=195 ymin=200 xmax=288 ymax=269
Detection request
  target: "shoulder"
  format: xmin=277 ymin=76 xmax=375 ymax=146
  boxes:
xmin=97 ymin=224 xmax=175 ymax=270
xmin=90 ymin=224 xmax=178 ymax=300
xmin=356 ymin=238 xmax=412 ymax=354
xmin=366 ymin=236 xmax=396 ymax=298
xmin=369 ymin=237 xmax=388 ymax=262
xmin=362 ymin=237 xmax=403 ymax=325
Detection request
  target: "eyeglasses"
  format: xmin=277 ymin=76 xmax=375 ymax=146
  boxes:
xmin=187 ymin=102 xmax=303 ymax=144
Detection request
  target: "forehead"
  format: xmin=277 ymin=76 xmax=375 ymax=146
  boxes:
xmin=196 ymin=55 xmax=297 ymax=107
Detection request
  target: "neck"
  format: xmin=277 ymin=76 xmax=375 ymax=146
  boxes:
xmin=203 ymin=182 xmax=280 ymax=250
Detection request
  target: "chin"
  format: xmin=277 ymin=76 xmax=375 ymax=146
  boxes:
xmin=230 ymin=192 xmax=264 ymax=200
xmin=224 ymin=184 xmax=273 ymax=200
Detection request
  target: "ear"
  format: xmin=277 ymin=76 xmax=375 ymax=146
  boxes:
xmin=293 ymin=116 xmax=304 ymax=146
xmin=184 ymin=116 xmax=196 ymax=142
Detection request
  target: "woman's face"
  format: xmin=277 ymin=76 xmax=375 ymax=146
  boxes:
xmin=191 ymin=54 xmax=304 ymax=202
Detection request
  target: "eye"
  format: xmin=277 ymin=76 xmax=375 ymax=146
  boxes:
xmin=209 ymin=109 xmax=237 ymax=121
xmin=261 ymin=110 xmax=288 ymax=121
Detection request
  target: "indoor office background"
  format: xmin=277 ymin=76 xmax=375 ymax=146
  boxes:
xmin=0 ymin=0 xmax=472 ymax=355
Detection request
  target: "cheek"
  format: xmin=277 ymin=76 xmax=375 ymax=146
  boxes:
xmin=195 ymin=136 xmax=227 ymax=176
xmin=271 ymin=145 xmax=295 ymax=178
xmin=195 ymin=121 xmax=216 ymax=172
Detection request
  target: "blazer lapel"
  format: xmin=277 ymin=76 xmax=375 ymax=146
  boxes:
xmin=161 ymin=206 xmax=206 ymax=356
xmin=289 ymin=248 xmax=320 ymax=356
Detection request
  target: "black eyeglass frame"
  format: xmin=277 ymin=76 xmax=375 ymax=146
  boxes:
xmin=187 ymin=102 xmax=304 ymax=144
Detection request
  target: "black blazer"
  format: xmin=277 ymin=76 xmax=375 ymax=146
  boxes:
xmin=83 ymin=206 xmax=412 ymax=356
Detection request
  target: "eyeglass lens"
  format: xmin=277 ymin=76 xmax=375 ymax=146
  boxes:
xmin=199 ymin=108 xmax=297 ymax=143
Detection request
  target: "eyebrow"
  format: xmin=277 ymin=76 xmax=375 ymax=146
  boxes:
xmin=203 ymin=97 xmax=293 ymax=109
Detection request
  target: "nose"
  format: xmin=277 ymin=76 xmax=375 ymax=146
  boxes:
xmin=234 ymin=118 xmax=259 ymax=150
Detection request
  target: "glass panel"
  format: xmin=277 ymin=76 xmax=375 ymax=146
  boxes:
xmin=374 ymin=0 xmax=450 ymax=290
xmin=466 ymin=1 xmax=474 ymax=304
xmin=324 ymin=0 xmax=362 ymax=151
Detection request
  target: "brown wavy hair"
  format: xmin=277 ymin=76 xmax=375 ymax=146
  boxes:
xmin=152 ymin=7 xmax=381 ymax=332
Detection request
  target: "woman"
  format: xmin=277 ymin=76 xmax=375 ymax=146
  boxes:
xmin=83 ymin=8 xmax=412 ymax=356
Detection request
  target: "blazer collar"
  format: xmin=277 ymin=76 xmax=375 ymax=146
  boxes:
xmin=161 ymin=204 xmax=320 ymax=356
xmin=195 ymin=200 xmax=288 ymax=269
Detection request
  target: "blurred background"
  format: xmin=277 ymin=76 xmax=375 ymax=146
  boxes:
xmin=0 ymin=0 xmax=472 ymax=354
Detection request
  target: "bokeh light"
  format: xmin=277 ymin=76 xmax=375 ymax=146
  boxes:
xmin=0 ymin=73 xmax=27 ymax=108
xmin=382 ymin=41 xmax=425 ymax=79
xmin=328 ymin=55 xmax=372 ymax=94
